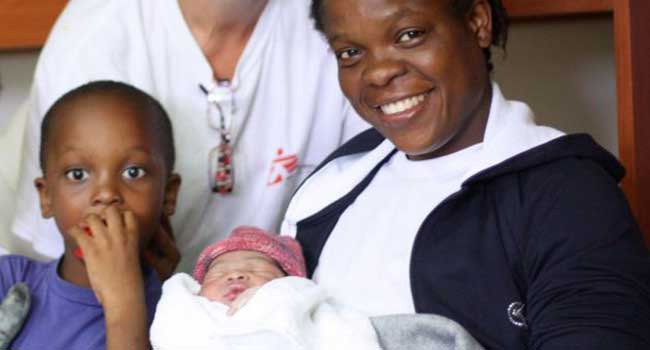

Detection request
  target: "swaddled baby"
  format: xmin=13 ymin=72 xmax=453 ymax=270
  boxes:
xmin=150 ymin=226 xmax=381 ymax=350
xmin=193 ymin=226 xmax=306 ymax=314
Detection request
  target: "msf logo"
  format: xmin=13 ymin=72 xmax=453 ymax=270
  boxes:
xmin=267 ymin=148 xmax=298 ymax=186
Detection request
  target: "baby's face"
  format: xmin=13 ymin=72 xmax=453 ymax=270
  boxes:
xmin=199 ymin=250 xmax=286 ymax=305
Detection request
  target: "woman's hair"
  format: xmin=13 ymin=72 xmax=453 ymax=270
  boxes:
xmin=310 ymin=0 xmax=509 ymax=72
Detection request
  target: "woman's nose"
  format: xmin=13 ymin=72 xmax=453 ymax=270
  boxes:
xmin=362 ymin=52 xmax=407 ymax=87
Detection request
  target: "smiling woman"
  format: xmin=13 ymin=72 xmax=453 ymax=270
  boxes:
xmin=322 ymin=0 xmax=497 ymax=160
xmin=281 ymin=0 xmax=650 ymax=349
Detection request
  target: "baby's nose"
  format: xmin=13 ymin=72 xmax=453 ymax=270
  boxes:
xmin=226 ymin=272 xmax=248 ymax=281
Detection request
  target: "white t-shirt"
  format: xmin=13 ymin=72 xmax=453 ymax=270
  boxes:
xmin=10 ymin=0 xmax=368 ymax=271
xmin=283 ymin=83 xmax=564 ymax=315
xmin=314 ymin=145 xmax=482 ymax=316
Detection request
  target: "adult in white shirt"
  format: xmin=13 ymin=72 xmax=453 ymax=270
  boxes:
xmin=9 ymin=0 xmax=367 ymax=274
xmin=282 ymin=0 xmax=650 ymax=348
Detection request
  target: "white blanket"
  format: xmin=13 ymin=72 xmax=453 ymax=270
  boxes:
xmin=150 ymin=274 xmax=381 ymax=350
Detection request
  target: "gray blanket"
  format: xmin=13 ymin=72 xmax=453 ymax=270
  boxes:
xmin=371 ymin=314 xmax=484 ymax=350
xmin=0 ymin=283 xmax=31 ymax=350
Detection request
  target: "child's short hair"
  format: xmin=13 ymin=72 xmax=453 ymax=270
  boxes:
xmin=39 ymin=80 xmax=175 ymax=174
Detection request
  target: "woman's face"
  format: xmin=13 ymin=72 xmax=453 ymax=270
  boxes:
xmin=322 ymin=0 xmax=494 ymax=159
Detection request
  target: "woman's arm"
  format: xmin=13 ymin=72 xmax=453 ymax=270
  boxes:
xmin=522 ymin=159 xmax=650 ymax=349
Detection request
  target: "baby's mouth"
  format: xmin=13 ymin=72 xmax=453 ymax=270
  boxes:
xmin=223 ymin=283 xmax=248 ymax=302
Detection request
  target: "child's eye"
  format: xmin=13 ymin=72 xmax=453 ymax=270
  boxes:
xmin=397 ymin=29 xmax=425 ymax=43
xmin=122 ymin=166 xmax=147 ymax=179
xmin=65 ymin=169 xmax=89 ymax=181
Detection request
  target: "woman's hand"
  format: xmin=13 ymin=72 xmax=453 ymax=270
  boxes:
xmin=68 ymin=206 xmax=148 ymax=350
xmin=143 ymin=215 xmax=180 ymax=281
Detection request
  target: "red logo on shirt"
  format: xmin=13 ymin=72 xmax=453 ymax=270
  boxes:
xmin=267 ymin=148 xmax=298 ymax=186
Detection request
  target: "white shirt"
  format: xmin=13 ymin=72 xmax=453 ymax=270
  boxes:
xmin=283 ymin=83 xmax=564 ymax=315
xmin=315 ymin=145 xmax=482 ymax=316
xmin=10 ymin=0 xmax=368 ymax=271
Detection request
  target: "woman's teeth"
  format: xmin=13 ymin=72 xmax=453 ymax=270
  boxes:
xmin=380 ymin=93 xmax=426 ymax=115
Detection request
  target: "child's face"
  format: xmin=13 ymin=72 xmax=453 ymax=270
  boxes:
xmin=35 ymin=94 xmax=180 ymax=259
xmin=322 ymin=0 xmax=493 ymax=159
xmin=199 ymin=250 xmax=286 ymax=305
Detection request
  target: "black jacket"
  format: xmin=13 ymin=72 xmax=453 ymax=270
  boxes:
xmin=295 ymin=129 xmax=650 ymax=349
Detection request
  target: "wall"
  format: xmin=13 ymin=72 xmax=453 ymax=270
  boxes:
xmin=0 ymin=51 xmax=38 ymax=130
xmin=0 ymin=51 xmax=37 ymax=189
xmin=0 ymin=50 xmax=36 ymax=189
xmin=493 ymin=16 xmax=617 ymax=155
xmin=0 ymin=51 xmax=38 ymax=251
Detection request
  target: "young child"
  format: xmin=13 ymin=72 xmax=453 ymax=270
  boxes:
xmin=150 ymin=226 xmax=382 ymax=350
xmin=0 ymin=80 xmax=181 ymax=350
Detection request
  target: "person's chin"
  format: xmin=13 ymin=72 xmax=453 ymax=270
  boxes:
xmin=402 ymin=141 xmax=450 ymax=160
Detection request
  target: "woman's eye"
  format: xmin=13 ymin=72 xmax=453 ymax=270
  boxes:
xmin=65 ymin=169 xmax=89 ymax=181
xmin=397 ymin=30 xmax=424 ymax=43
xmin=337 ymin=48 xmax=361 ymax=61
xmin=122 ymin=166 xmax=146 ymax=179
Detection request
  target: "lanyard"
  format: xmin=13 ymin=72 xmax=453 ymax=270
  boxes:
xmin=200 ymin=82 xmax=236 ymax=194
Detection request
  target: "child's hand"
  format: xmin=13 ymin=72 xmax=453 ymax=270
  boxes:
xmin=143 ymin=215 xmax=180 ymax=281
xmin=227 ymin=286 xmax=261 ymax=316
xmin=67 ymin=206 xmax=144 ymax=307
xmin=68 ymin=206 xmax=149 ymax=350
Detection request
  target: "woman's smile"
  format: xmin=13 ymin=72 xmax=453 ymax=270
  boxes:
xmin=372 ymin=90 xmax=433 ymax=128
xmin=378 ymin=91 xmax=428 ymax=115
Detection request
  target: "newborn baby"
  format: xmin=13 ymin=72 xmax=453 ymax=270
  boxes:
xmin=193 ymin=227 xmax=306 ymax=313
xmin=198 ymin=250 xmax=285 ymax=311
xmin=150 ymin=226 xmax=381 ymax=350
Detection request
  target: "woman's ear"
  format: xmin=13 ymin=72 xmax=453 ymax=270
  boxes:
xmin=34 ymin=178 xmax=53 ymax=218
xmin=162 ymin=174 xmax=181 ymax=216
xmin=467 ymin=0 xmax=493 ymax=49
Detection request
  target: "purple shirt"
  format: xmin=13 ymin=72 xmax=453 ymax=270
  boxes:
xmin=0 ymin=255 xmax=161 ymax=350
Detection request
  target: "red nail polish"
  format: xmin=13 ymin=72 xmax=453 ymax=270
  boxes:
xmin=73 ymin=226 xmax=92 ymax=259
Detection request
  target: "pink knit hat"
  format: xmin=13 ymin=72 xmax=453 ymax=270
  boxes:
xmin=193 ymin=226 xmax=306 ymax=283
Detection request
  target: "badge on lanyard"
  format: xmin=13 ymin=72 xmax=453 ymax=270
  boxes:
xmin=201 ymin=81 xmax=236 ymax=194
